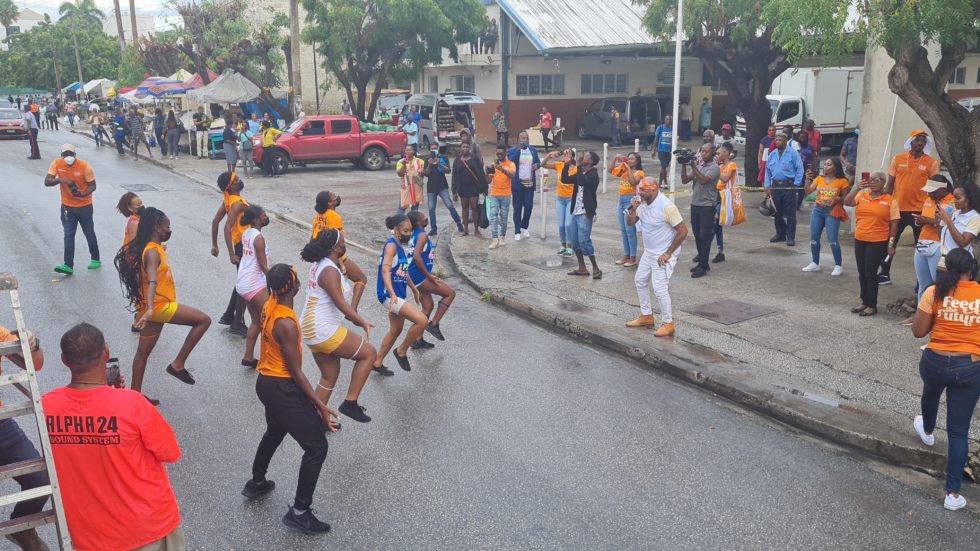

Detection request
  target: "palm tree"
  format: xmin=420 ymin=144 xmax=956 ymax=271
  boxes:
xmin=59 ymin=0 xmax=105 ymax=87
xmin=0 ymin=0 xmax=19 ymax=36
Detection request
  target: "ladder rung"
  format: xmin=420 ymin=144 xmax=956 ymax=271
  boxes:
xmin=0 ymin=371 xmax=31 ymax=387
xmin=0 ymin=485 xmax=53 ymax=508
xmin=0 ymin=273 xmax=17 ymax=291
xmin=0 ymin=340 xmax=22 ymax=356
xmin=0 ymin=510 xmax=56 ymax=537
xmin=0 ymin=458 xmax=47 ymax=480
xmin=0 ymin=402 xmax=34 ymax=421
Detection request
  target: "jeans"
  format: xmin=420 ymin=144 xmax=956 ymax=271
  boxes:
xmin=855 ymin=239 xmax=888 ymax=309
xmin=240 ymin=148 xmax=255 ymax=173
xmin=115 ymin=133 xmax=126 ymax=155
xmin=67 ymin=113 xmax=75 ymax=127
xmin=913 ymin=242 xmax=942 ymax=302
xmin=28 ymin=128 xmax=39 ymax=158
xmin=771 ymin=188 xmax=799 ymax=241
xmin=0 ymin=419 xmax=50 ymax=519
xmin=252 ymin=375 xmax=329 ymax=510
xmin=691 ymin=204 xmax=715 ymax=270
xmin=635 ymin=252 xmax=677 ymax=322
xmin=428 ymin=189 xmax=462 ymax=234
xmin=91 ymin=124 xmax=102 ymax=147
xmin=880 ymin=211 xmax=920 ymax=277
xmin=680 ymin=119 xmax=691 ymax=141
xmin=396 ymin=201 xmax=420 ymax=215
xmin=610 ymin=124 xmax=621 ymax=146
xmin=713 ymin=202 xmax=723 ymax=252
xmin=617 ymin=195 xmax=638 ymax=257
xmin=541 ymin=128 xmax=553 ymax=150
xmin=556 ymin=197 xmax=572 ymax=244
xmin=155 ymin=127 xmax=167 ymax=155
xmin=512 ymin=186 xmax=535 ymax=232
xmin=488 ymin=195 xmax=511 ymax=239
xmin=62 ymin=204 xmax=100 ymax=267
xmin=918 ymin=349 xmax=980 ymax=494
xmin=810 ymin=206 xmax=842 ymax=266
xmin=166 ymin=130 xmax=181 ymax=157
xmin=568 ymin=214 xmax=595 ymax=256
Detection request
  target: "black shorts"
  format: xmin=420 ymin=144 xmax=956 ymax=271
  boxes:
xmin=657 ymin=151 xmax=672 ymax=169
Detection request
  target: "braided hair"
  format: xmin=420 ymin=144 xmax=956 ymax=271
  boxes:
xmin=266 ymin=263 xmax=299 ymax=300
xmin=300 ymin=229 xmax=340 ymax=263
xmin=114 ymin=206 xmax=167 ymax=311
xmin=240 ymin=204 xmax=265 ymax=228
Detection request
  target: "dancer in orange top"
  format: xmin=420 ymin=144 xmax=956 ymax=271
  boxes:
xmin=311 ymin=190 xmax=367 ymax=309
xmin=211 ymin=171 xmax=249 ymax=336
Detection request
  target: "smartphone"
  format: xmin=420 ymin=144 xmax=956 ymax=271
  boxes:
xmin=106 ymin=357 xmax=121 ymax=388
xmin=860 ymin=171 xmax=870 ymax=181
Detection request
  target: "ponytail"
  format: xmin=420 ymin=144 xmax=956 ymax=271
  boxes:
xmin=932 ymin=249 xmax=979 ymax=306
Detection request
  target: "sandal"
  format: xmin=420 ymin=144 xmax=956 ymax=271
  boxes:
xmin=166 ymin=364 xmax=196 ymax=385
xmin=858 ymin=308 xmax=877 ymax=317
xmin=592 ymin=270 xmax=603 ymax=280
xmin=241 ymin=358 xmax=258 ymax=369
xmin=850 ymin=305 xmax=867 ymax=314
xmin=567 ymin=270 xmax=589 ymax=276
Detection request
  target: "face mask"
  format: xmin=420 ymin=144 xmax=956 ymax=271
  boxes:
xmin=521 ymin=141 xmax=529 ymax=149
xmin=767 ymin=130 xmax=775 ymax=138
xmin=398 ymin=233 xmax=411 ymax=244
xmin=853 ymin=129 xmax=860 ymax=136
xmin=161 ymin=230 xmax=172 ymax=242
xmin=334 ymin=196 xmax=341 ymax=207
xmin=135 ymin=206 xmax=145 ymax=216
xmin=337 ymin=245 xmax=347 ymax=258
xmin=238 ymin=182 xmax=245 ymax=192
xmin=64 ymin=156 xmax=76 ymax=165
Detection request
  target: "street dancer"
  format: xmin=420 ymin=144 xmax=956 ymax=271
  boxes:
xmin=117 ymin=191 xmax=145 ymax=333
xmin=236 ymin=205 xmax=272 ymax=369
xmin=371 ymin=215 xmax=426 ymax=374
xmin=242 ymin=264 xmax=338 ymax=535
xmin=626 ymin=177 xmax=689 ymax=337
xmin=45 ymin=143 xmax=100 ymax=275
xmin=311 ymin=190 xmax=367 ymax=310
xmin=210 ymin=171 xmax=249 ymax=336
xmin=114 ymin=207 xmax=211 ymax=404
xmin=406 ymin=212 xmax=455 ymax=349
xmin=300 ymin=229 xmax=376 ymax=422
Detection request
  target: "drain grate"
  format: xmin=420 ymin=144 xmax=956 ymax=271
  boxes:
xmin=121 ymin=184 xmax=159 ymax=192
xmin=682 ymin=299 xmax=778 ymax=325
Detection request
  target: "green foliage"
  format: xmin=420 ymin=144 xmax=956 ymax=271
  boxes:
xmin=0 ymin=17 xmax=120 ymax=90
xmin=0 ymin=0 xmax=19 ymax=29
xmin=116 ymin=46 xmax=146 ymax=87
xmin=58 ymin=0 xmax=105 ymax=29
xmin=641 ymin=0 xmax=769 ymax=45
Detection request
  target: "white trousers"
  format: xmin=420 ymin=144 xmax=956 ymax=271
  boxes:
xmin=196 ymin=130 xmax=208 ymax=157
xmin=635 ymin=251 xmax=677 ymax=322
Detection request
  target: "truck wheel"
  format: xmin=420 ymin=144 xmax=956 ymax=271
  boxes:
xmin=269 ymin=150 xmax=289 ymax=175
xmin=576 ymin=125 xmax=587 ymax=139
xmin=361 ymin=147 xmax=387 ymax=171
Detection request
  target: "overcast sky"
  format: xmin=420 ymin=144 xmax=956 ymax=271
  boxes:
xmin=16 ymin=0 xmax=182 ymax=31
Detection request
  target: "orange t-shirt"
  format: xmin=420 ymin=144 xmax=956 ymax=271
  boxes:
xmin=811 ymin=176 xmax=849 ymax=208
xmin=47 ymin=158 xmax=95 ymax=208
xmin=489 ymin=160 xmax=516 ymax=197
xmin=888 ymin=152 xmax=939 ymax=212
xmin=854 ymin=191 xmax=900 ymax=242
xmin=918 ymin=281 xmax=980 ymax=356
xmin=554 ymin=161 xmax=577 ymax=199
xmin=611 ymin=164 xmax=645 ymax=196
xmin=223 ymin=192 xmax=249 ymax=245
xmin=312 ymin=209 xmax=344 ymax=239
xmin=918 ymin=195 xmax=954 ymax=242
xmin=716 ymin=161 xmax=738 ymax=190
xmin=257 ymin=300 xmax=301 ymax=378
xmin=140 ymin=242 xmax=176 ymax=315
xmin=42 ymin=386 xmax=181 ymax=551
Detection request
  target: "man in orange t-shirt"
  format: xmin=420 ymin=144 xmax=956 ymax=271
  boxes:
xmin=878 ymin=130 xmax=940 ymax=284
xmin=43 ymin=323 xmax=185 ymax=551
xmin=44 ymin=143 xmax=100 ymax=276
xmin=488 ymin=145 xmax=516 ymax=249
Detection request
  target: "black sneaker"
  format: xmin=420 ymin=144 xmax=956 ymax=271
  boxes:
xmin=166 ymin=364 xmax=195 ymax=385
xmin=410 ymin=339 xmax=435 ymax=350
xmin=878 ymin=274 xmax=892 ymax=285
xmin=339 ymin=400 xmax=371 ymax=423
xmin=283 ymin=507 xmax=331 ymax=535
xmin=769 ymin=235 xmax=786 ymax=243
xmin=691 ymin=267 xmax=708 ymax=278
xmin=228 ymin=323 xmax=248 ymax=337
xmin=394 ymin=351 xmax=412 ymax=371
xmin=426 ymin=323 xmax=445 ymax=341
xmin=218 ymin=312 xmax=234 ymax=326
xmin=372 ymin=365 xmax=395 ymax=376
xmin=712 ymin=253 xmax=726 ymax=263
xmin=241 ymin=479 xmax=275 ymax=499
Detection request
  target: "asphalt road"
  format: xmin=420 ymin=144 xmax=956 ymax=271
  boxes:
xmin=2 ymin=130 xmax=980 ymax=550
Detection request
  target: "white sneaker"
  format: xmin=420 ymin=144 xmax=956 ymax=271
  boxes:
xmin=802 ymin=262 xmax=821 ymax=272
xmin=831 ymin=265 xmax=843 ymax=276
xmin=488 ymin=238 xmax=499 ymax=250
xmin=514 ymin=233 xmax=521 ymax=241
xmin=944 ymin=494 xmax=967 ymax=511
xmin=913 ymin=415 xmax=935 ymax=446
xmin=521 ymin=228 xmax=530 ymax=238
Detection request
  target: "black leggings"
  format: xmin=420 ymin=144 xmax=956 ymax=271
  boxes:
xmin=879 ymin=211 xmax=920 ymax=277
xmin=856 ymin=239 xmax=889 ymax=309
xmin=251 ymin=375 xmax=329 ymax=510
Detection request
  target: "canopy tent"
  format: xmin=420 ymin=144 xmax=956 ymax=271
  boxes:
xmin=186 ymin=70 xmax=286 ymax=104
xmin=119 ymin=89 xmax=155 ymax=105
xmin=182 ymin=69 xmax=219 ymax=90
xmin=136 ymin=77 xmax=191 ymax=97
xmin=83 ymin=79 xmax=116 ymax=97
xmin=168 ymin=69 xmax=193 ymax=82
xmin=62 ymin=82 xmax=81 ymax=93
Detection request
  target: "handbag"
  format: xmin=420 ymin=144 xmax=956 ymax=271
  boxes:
xmin=478 ymin=196 xmax=490 ymax=229
xmin=830 ymin=202 xmax=849 ymax=221
xmin=717 ymin=171 xmax=746 ymax=227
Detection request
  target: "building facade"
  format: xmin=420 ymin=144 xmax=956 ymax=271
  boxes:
xmin=0 ymin=8 xmax=46 ymax=51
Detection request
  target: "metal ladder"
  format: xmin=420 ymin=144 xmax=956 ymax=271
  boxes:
xmin=0 ymin=273 xmax=72 ymax=550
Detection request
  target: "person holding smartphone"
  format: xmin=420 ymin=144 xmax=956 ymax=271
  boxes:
xmin=844 ymin=172 xmax=899 ymax=317
xmin=911 ymin=176 xmax=955 ymax=306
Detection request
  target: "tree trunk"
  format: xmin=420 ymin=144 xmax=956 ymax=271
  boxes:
xmin=258 ymin=89 xmax=293 ymax=124
xmin=741 ymin=98 xmax=772 ymax=187
xmin=289 ymin=0 xmax=302 ymax=113
xmin=113 ymin=0 xmax=126 ymax=53
xmin=128 ymin=0 xmax=138 ymax=46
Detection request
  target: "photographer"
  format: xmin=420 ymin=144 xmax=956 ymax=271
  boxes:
xmin=44 ymin=143 xmax=101 ymax=276
xmin=680 ymin=143 xmax=719 ymax=278
xmin=424 ymin=145 xmax=463 ymax=236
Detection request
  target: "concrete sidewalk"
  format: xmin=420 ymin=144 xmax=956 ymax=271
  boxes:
xmin=73 ymin=127 xmax=978 ymax=476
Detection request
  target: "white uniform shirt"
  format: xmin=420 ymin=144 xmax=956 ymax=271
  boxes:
xmin=636 ymin=193 xmax=684 ymax=256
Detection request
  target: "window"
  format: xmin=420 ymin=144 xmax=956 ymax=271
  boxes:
xmin=330 ymin=120 xmax=352 ymax=134
xmin=976 ymin=67 xmax=980 ymax=84
xmin=775 ymin=101 xmax=800 ymax=123
xmin=302 ymin=120 xmax=326 ymax=136
xmin=581 ymin=74 xmax=628 ymax=94
xmin=450 ymin=75 xmax=475 ymax=93
xmin=949 ymin=67 xmax=966 ymax=85
xmin=428 ymin=76 xmax=438 ymax=93
xmin=516 ymin=74 xmax=564 ymax=96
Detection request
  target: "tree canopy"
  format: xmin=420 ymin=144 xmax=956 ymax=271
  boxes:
xmin=301 ymin=0 xmax=487 ymax=120
xmin=0 ymin=0 xmax=18 ymax=30
xmin=58 ymin=0 xmax=104 ymax=29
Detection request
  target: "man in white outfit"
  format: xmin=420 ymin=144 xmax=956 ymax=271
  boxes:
xmin=625 ymin=177 xmax=689 ymax=336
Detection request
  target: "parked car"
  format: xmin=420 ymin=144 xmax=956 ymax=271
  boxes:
xmin=575 ymin=96 xmax=664 ymax=142
xmin=252 ymin=115 xmax=406 ymax=174
xmin=0 ymin=108 xmax=27 ymax=139
xmin=958 ymin=97 xmax=980 ymax=112
xmin=402 ymin=91 xmax=485 ymax=149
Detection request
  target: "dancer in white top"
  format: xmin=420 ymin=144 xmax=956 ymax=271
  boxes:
xmin=625 ymin=177 xmax=689 ymax=337
xmin=236 ymin=205 xmax=271 ymax=368
xmin=300 ymin=229 xmax=377 ymax=422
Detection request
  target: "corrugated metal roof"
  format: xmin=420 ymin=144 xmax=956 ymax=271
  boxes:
xmin=496 ymin=0 xmax=656 ymax=54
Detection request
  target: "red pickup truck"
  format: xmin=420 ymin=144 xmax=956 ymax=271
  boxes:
xmin=253 ymin=115 xmax=406 ymax=173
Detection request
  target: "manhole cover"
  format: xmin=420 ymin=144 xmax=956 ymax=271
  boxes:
xmin=742 ymin=246 xmax=804 ymax=256
xmin=520 ymin=255 xmax=577 ymax=271
xmin=121 ymin=184 xmax=159 ymax=192
xmin=682 ymin=299 xmax=778 ymax=325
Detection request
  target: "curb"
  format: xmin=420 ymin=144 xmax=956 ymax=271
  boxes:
xmin=442 ymin=241 xmax=956 ymax=475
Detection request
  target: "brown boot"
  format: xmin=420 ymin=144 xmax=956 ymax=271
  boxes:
xmin=6 ymin=529 xmax=50 ymax=551
xmin=654 ymin=322 xmax=676 ymax=337
xmin=626 ymin=314 xmax=655 ymax=328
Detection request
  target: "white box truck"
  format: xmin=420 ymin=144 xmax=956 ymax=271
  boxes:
xmin=735 ymin=66 xmax=863 ymax=150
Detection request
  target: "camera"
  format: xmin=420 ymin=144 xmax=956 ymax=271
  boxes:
xmin=673 ymin=148 xmax=696 ymax=165
xmin=485 ymin=165 xmax=495 ymax=175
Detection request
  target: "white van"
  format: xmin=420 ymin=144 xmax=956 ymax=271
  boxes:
xmin=402 ymin=91 xmax=485 ymax=149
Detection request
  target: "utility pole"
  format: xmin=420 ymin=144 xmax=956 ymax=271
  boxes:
xmin=71 ymin=18 xmax=84 ymax=88
xmin=289 ymin=0 xmax=302 ymax=107
xmin=48 ymin=48 xmax=63 ymax=100
xmin=113 ymin=0 xmax=126 ymax=53
xmin=128 ymin=0 xmax=137 ymax=46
